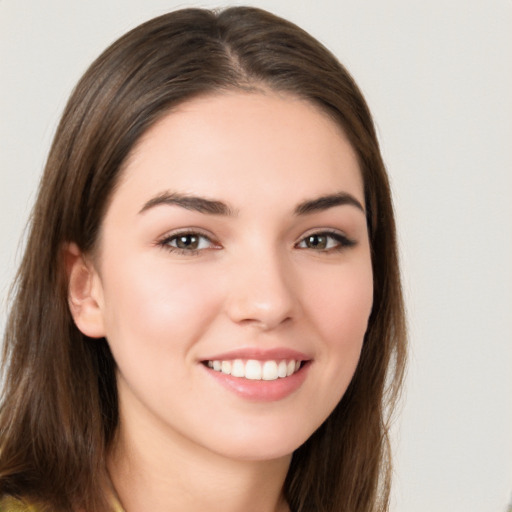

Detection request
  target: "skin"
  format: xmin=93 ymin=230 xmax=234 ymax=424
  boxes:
xmin=68 ymin=91 xmax=373 ymax=512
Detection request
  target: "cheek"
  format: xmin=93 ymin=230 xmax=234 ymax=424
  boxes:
xmin=303 ymin=258 xmax=373 ymax=391
xmin=99 ymin=257 xmax=222 ymax=358
xmin=306 ymin=261 xmax=373 ymax=341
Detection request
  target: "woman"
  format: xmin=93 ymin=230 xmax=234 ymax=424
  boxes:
xmin=0 ymin=6 xmax=406 ymax=512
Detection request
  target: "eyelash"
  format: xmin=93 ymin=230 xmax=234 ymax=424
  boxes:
xmin=295 ymin=230 xmax=356 ymax=252
xmin=157 ymin=229 xmax=355 ymax=256
xmin=157 ymin=230 xmax=219 ymax=256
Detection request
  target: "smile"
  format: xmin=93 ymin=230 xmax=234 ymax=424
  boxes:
xmin=205 ymin=359 xmax=302 ymax=381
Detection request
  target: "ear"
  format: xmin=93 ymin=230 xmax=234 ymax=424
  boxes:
xmin=63 ymin=242 xmax=106 ymax=338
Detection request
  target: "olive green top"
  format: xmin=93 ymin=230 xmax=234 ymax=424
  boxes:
xmin=0 ymin=496 xmax=35 ymax=512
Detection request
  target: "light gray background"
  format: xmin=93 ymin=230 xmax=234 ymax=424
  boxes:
xmin=1 ymin=1 xmax=511 ymax=511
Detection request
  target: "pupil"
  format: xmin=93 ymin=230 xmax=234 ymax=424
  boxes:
xmin=177 ymin=235 xmax=198 ymax=249
xmin=308 ymin=235 xmax=327 ymax=249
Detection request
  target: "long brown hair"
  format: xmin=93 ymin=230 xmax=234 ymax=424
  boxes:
xmin=0 ymin=7 xmax=406 ymax=512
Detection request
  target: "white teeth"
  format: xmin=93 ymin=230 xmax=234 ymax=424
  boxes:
xmin=277 ymin=360 xmax=288 ymax=378
xmin=231 ymin=359 xmax=245 ymax=377
xmin=221 ymin=360 xmax=232 ymax=375
xmin=262 ymin=360 xmax=278 ymax=381
xmin=245 ymin=360 xmax=262 ymax=380
xmin=207 ymin=359 xmax=303 ymax=380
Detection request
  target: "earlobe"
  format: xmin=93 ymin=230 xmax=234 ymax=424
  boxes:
xmin=64 ymin=242 xmax=106 ymax=338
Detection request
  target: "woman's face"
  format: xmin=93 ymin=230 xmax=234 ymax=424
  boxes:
xmin=88 ymin=92 xmax=373 ymax=461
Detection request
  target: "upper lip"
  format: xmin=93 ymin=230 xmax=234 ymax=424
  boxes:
xmin=200 ymin=347 xmax=311 ymax=362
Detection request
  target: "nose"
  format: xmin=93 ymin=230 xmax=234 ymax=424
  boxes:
xmin=225 ymin=247 xmax=299 ymax=331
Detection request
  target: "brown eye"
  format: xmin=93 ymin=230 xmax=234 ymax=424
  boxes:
xmin=175 ymin=234 xmax=200 ymax=250
xmin=297 ymin=231 xmax=355 ymax=251
xmin=160 ymin=232 xmax=216 ymax=253
xmin=304 ymin=234 xmax=328 ymax=249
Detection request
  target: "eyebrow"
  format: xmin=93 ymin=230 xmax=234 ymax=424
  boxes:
xmin=139 ymin=191 xmax=365 ymax=217
xmin=139 ymin=192 xmax=236 ymax=216
xmin=294 ymin=192 xmax=365 ymax=215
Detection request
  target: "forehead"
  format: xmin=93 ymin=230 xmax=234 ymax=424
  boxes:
xmin=113 ymin=91 xmax=364 ymax=212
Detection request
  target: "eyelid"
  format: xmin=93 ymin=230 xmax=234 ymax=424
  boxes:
xmin=156 ymin=228 xmax=221 ymax=254
xmin=295 ymin=228 xmax=356 ymax=251
xmin=155 ymin=227 xmax=355 ymax=255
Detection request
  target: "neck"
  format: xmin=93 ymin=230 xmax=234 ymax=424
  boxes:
xmin=107 ymin=410 xmax=291 ymax=512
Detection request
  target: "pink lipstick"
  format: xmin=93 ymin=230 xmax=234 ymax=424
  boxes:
xmin=200 ymin=348 xmax=311 ymax=401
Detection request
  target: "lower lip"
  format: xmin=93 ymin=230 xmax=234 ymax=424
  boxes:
xmin=203 ymin=362 xmax=310 ymax=402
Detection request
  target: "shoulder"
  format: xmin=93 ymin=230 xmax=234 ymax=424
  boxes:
xmin=0 ymin=496 xmax=37 ymax=512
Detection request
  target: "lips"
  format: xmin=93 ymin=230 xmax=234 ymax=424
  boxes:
xmin=200 ymin=348 xmax=311 ymax=401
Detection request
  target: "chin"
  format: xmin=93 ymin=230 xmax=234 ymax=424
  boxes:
xmin=202 ymin=420 xmax=315 ymax=463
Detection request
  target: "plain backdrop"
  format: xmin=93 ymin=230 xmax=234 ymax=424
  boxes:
xmin=1 ymin=1 xmax=511 ymax=511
